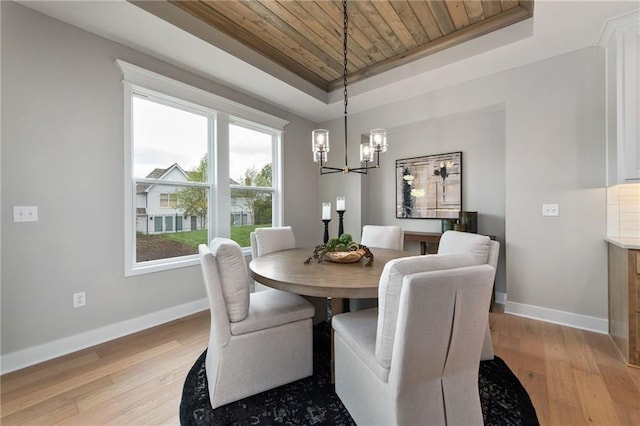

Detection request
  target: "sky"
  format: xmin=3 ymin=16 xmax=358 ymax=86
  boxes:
xmin=132 ymin=96 xmax=272 ymax=182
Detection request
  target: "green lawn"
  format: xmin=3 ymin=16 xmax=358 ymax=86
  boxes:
xmin=229 ymin=224 xmax=270 ymax=247
xmin=160 ymin=229 xmax=208 ymax=247
xmin=160 ymin=224 xmax=270 ymax=248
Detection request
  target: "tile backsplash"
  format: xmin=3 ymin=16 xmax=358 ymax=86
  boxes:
xmin=607 ymin=183 xmax=640 ymax=238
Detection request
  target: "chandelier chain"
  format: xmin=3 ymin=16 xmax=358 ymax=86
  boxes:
xmin=343 ymin=0 xmax=349 ymax=168
xmin=343 ymin=0 xmax=348 ymax=117
xmin=311 ymin=0 xmax=386 ymax=175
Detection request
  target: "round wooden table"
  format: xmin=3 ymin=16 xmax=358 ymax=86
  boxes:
xmin=248 ymin=247 xmax=413 ymax=300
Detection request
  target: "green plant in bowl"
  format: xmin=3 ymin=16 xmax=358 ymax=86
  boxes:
xmin=305 ymin=233 xmax=374 ymax=265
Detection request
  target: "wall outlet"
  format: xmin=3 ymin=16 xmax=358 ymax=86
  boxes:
xmin=73 ymin=292 xmax=86 ymax=308
xmin=542 ymin=204 xmax=559 ymax=217
xmin=14 ymin=206 xmax=38 ymax=222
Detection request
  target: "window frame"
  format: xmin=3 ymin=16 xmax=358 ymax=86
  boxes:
xmin=228 ymin=118 xmax=283 ymax=235
xmin=126 ymin=87 xmax=215 ymax=275
xmin=118 ymin=60 xmax=288 ymax=276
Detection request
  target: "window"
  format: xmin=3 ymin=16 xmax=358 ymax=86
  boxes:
xmin=160 ymin=193 xmax=179 ymax=208
xmin=229 ymin=122 xmax=279 ymax=247
xmin=119 ymin=60 xmax=288 ymax=276
xmin=130 ymin=94 xmax=211 ymax=265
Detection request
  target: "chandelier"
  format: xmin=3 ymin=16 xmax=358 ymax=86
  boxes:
xmin=312 ymin=0 xmax=388 ymax=175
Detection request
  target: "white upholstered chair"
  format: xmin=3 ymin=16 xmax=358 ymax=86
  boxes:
xmin=350 ymin=225 xmax=405 ymax=311
xmin=437 ymin=230 xmax=499 ymax=360
xmin=199 ymin=238 xmax=314 ymax=408
xmin=360 ymin=225 xmax=404 ymax=251
xmin=250 ymin=226 xmax=296 ymax=293
xmin=250 ymin=226 xmax=327 ymax=323
xmin=332 ymin=255 xmax=495 ymax=425
xmin=250 ymin=226 xmax=296 ymax=259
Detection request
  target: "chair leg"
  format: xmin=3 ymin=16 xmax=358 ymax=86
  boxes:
xmin=329 ymin=297 xmax=346 ymax=383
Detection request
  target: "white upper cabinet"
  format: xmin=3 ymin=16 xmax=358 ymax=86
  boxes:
xmin=602 ymin=12 xmax=640 ymax=185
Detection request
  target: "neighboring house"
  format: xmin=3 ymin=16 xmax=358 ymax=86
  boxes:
xmin=136 ymin=163 xmax=205 ymax=234
xmin=229 ymin=177 xmax=252 ymax=227
xmin=136 ymin=164 xmax=253 ymax=234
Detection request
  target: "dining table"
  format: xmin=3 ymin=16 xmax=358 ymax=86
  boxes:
xmin=248 ymin=247 xmax=413 ymax=316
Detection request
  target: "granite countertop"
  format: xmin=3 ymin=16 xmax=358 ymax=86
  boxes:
xmin=606 ymin=237 xmax=640 ymax=249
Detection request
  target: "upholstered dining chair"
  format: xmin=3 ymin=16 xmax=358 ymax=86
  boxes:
xmin=350 ymin=225 xmax=405 ymax=311
xmin=437 ymin=230 xmax=500 ymax=360
xmin=199 ymin=238 xmax=314 ymax=408
xmin=250 ymin=226 xmax=296 ymax=259
xmin=250 ymin=226 xmax=296 ymax=293
xmin=360 ymin=225 xmax=404 ymax=251
xmin=332 ymin=257 xmax=495 ymax=425
xmin=250 ymin=225 xmax=327 ymax=323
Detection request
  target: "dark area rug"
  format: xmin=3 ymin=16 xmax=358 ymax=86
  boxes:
xmin=180 ymin=324 xmax=538 ymax=425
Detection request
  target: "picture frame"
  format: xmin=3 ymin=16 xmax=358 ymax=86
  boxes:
xmin=396 ymin=151 xmax=462 ymax=219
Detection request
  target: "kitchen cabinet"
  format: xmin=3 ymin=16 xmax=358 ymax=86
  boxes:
xmin=603 ymin=14 xmax=640 ymax=184
xmin=608 ymin=239 xmax=640 ymax=367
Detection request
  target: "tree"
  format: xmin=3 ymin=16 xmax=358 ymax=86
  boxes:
xmin=234 ymin=163 xmax=272 ymax=225
xmin=177 ymin=156 xmax=208 ymax=228
xmin=255 ymin=163 xmax=271 ymax=187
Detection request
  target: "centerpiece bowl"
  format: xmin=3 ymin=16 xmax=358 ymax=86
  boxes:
xmin=323 ymin=248 xmax=366 ymax=263
xmin=304 ymin=233 xmax=374 ymax=266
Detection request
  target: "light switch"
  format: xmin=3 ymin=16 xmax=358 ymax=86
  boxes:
xmin=14 ymin=206 xmax=38 ymax=222
xmin=542 ymin=204 xmax=559 ymax=217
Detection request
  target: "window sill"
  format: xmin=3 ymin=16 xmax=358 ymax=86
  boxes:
xmin=126 ymin=255 xmax=199 ymax=277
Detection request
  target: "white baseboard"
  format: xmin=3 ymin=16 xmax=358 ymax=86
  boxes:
xmin=0 ymin=298 xmax=208 ymax=375
xmin=504 ymin=300 xmax=608 ymax=334
xmin=1 ymin=295 xmax=608 ymax=374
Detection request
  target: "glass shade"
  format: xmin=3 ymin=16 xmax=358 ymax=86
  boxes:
xmin=313 ymin=150 xmax=327 ymax=163
xmin=312 ymin=129 xmax=330 ymax=153
xmin=360 ymin=142 xmax=373 ymax=162
xmin=369 ymin=128 xmax=388 ymax=153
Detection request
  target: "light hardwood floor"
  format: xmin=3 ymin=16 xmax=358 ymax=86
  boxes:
xmin=2 ymin=310 xmax=639 ymax=425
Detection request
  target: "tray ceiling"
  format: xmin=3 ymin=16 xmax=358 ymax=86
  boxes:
xmin=162 ymin=0 xmax=534 ymax=92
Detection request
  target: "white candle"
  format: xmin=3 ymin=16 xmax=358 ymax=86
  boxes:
xmin=336 ymin=196 xmax=345 ymax=211
xmin=322 ymin=202 xmax=331 ymax=220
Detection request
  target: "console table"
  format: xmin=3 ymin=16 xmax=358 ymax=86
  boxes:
xmin=404 ymin=231 xmax=497 ymax=255
xmin=403 ymin=231 xmax=444 ymax=255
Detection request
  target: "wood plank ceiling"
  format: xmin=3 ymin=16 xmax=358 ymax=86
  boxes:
xmin=168 ymin=1 xmax=534 ymax=92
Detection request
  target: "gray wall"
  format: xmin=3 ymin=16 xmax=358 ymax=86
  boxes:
xmin=363 ymin=107 xmax=506 ymax=294
xmin=1 ymin=2 xmax=318 ymax=359
xmin=320 ymin=47 xmax=608 ymax=327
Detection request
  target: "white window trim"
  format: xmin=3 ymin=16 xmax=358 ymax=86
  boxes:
xmin=118 ymin=59 xmax=288 ymax=276
xmin=227 ymin=120 xmax=284 ymax=255
xmin=123 ymin=83 xmax=215 ymax=276
xmin=117 ymin=60 xmax=289 ymax=130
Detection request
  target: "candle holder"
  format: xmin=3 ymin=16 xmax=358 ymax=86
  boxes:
xmin=336 ymin=210 xmax=346 ymax=236
xmin=322 ymin=219 xmax=331 ymax=244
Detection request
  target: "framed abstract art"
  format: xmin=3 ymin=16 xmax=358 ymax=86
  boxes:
xmin=396 ymin=151 xmax=462 ymax=219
